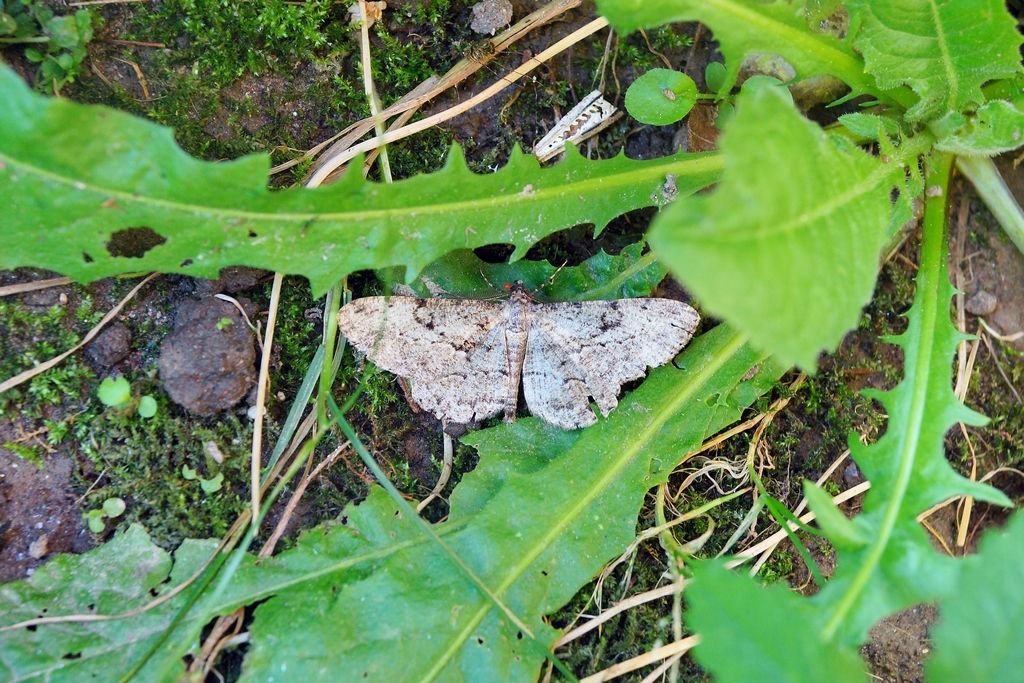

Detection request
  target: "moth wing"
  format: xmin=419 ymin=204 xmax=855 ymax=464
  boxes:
xmin=524 ymin=299 xmax=699 ymax=428
xmin=338 ymin=296 xmax=510 ymax=424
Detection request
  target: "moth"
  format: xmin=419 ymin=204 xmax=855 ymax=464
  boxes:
xmin=533 ymin=90 xmax=620 ymax=162
xmin=338 ymin=284 xmax=699 ymax=430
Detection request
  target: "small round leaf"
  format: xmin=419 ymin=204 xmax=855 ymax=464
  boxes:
xmin=102 ymin=497 xmax=126 ymax=518
xmin=86 ymin=512 xmax=106 ymax=533
xmin=97 ymin=376 xmax=131 ymax=407
xmin=715 ymin=102 xmax=736 ymax=129
xmin=200 ymin=472 xmax=224 ymax=494
xmin=137 ymin=395 xmax=158 ymax=418
xmin=704 ymin=61 xmax=727 ymax=92
xmin=0 ymin=13 xmax=18 ymax=36
xmin=625 ymin=68 xmax=698 ymax=125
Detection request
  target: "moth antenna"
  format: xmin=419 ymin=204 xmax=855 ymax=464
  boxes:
xmin=541 ymin=261 xmax=568 ymax=291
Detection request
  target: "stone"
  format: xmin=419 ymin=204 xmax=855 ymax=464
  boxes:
xmin=158 ymin=297 xmax=257 ymax=416
xmin=84 ymin=323 xmax=132 ymax=369
xmin=965 ymin=289 xmax=997 ymax=317
xmin=469 ymin=0 xmax=512 ymax=35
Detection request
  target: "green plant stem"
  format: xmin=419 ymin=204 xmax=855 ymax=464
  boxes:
xmin=955 ymin=155 xmax=1024 ymax=257
xmin=0 ymin=36 xmax=49 ymax=44
xmin=822 ymin=150 xmax=955 ymax=641
xmin=358 ymin=2 xmax=392 ymax=182
xmin=316 ymin=284 xmax=343 ymax=431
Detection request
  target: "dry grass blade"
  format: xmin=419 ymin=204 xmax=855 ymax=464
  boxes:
xmin=579 ymin=636 xmax=700 ymax=683
xmin=294 ymin=0 xmax=582 ymax=178
xmin=0 ymin=276 xmax=73 ymax=297
xmin=416 ymin=432 xmax=454 ymax=512
xmin=249 ymin=273 xmax=283 ymax=527
xmin=0 ymin=273 xmax=158 ymax=395
xmin=729 ymin=481 xmax=872 ymax=569
xmin=555 ymin=583 xmax=683 ymax=648
xmin=308 ymin=16 xmax=610 ymax=185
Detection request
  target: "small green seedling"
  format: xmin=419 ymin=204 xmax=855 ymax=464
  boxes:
xmin=182 ymin=464 xmax=224 ymax=493
xmin=83 ymin=496 xmax=125 ymax=533
xmin=97 ymin=376 xmax=158 ymax=418
xmin=1 ymin=1 xmax=96 ymax=91
xmin=97 ymin=376 xmax=131 ymax=408
xmin=216 ymin=317 xmax=234 ymax=331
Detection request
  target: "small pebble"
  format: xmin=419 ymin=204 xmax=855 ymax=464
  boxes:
xmin=965 ymin=290 xmax=997 ymax=316
xmin=28 ymin=534 xmax=49 ymax=560
xmin=470 ymin=0 xmax=512 ymax=35
xmin=843 ymin=462 xmax=864 ymax=488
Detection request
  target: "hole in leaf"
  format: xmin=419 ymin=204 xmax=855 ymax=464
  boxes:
xmin=26 ymin=624 xmax=37 ymax=632
xmin=248 ymin=229 xmax=258 ymax=238
xmin=541 ymin=570 xmax=548 ymax=576
xmin=86 ymin=603 xmax=95 ymax=611
xmin=476 ymin=637 xmax=484 ymax=645
xmin=340 ymin=515 xmax=349 ymax=525
xmin=105 ymin=227 xmax=166 ymax=258
xmin=180 ymin=259 xmax=193 ymax=267
xmin=82 ymin=252 xmax=94 ymax=263
xmin=149 ymin=588 xmax=159 ymax=597
xmin=474 ymin=243 xmax=515 ymax=263
xmin=516 ymin=631 xmax=523 ymax=640
xmin=62 ymin=651 xmax=82 ymax=660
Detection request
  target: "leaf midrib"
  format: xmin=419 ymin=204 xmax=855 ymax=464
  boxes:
xmin=424 ymin=330 xmax=749 ymax=681
xmin=1 ymin=152 xmax=723 ymax=225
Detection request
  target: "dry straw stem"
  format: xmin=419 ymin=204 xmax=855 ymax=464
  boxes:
xmin=416 ymin=432 xmax=454 ymax=513
xmin=579 ymin=636 xmax=700 ymax=683
xmin=307 ymin=15 xmax=610 ymax=185
xmin=0 ymin=276 xmax=73 ymax=297
xmin=248 ymin=272 xmax=283 ymax=528
xmin=281 ymin=0 xmax=583 ymax=177
xmin=0 ymin=272 xmax=158 ymax=394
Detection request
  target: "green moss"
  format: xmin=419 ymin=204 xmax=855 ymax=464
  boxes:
xmin=134 ymin=0 xmax=341 ymax=84
xmin=0 ymin=300 xmax=94 ymax=418
xmin=75 ymin=379 xmax=254 ymax=547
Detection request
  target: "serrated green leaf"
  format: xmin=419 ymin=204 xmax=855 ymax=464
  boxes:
xmin=809 ymin=155 xmax=1010 ymax=643
xmin=235 ymin=326 xmax=781 ymax=680
xmin=625 ymin=68 xmax=698 ymax=125
xmin=648 ymin=79 xmax=897 ymax=369
xmin=848 ymin=0 xmax=1023 ymax=122
xmin=935 ymin=99 xmax=1024 ymax=157
xmin=406 ymin=241 xmax=667 ymax=301
xmin=687 ymin=561 xmax=866 ymax=683
xmin=596 ymin=0 xmax=880 ymax=99
xmin=837 ymin=112 xmax=902 ymax=140
xmin=0 ymin=525 xmax=216 ymax=681
xmin=925 ymin=513 xmax=1024 ymax=682
xmin=0 ymin=66 xmax=721 ymax=296
xmin=0 ymin=327 xmax=783 ymax=681
xmin=802 ymin=481 xmax=867 ymax=549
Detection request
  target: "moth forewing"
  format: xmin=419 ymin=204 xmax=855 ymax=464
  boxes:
xmin=337 ymin=289 xmax=700 ymax=430
xmin=533 ymin=90 xmax=620 ymax=162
